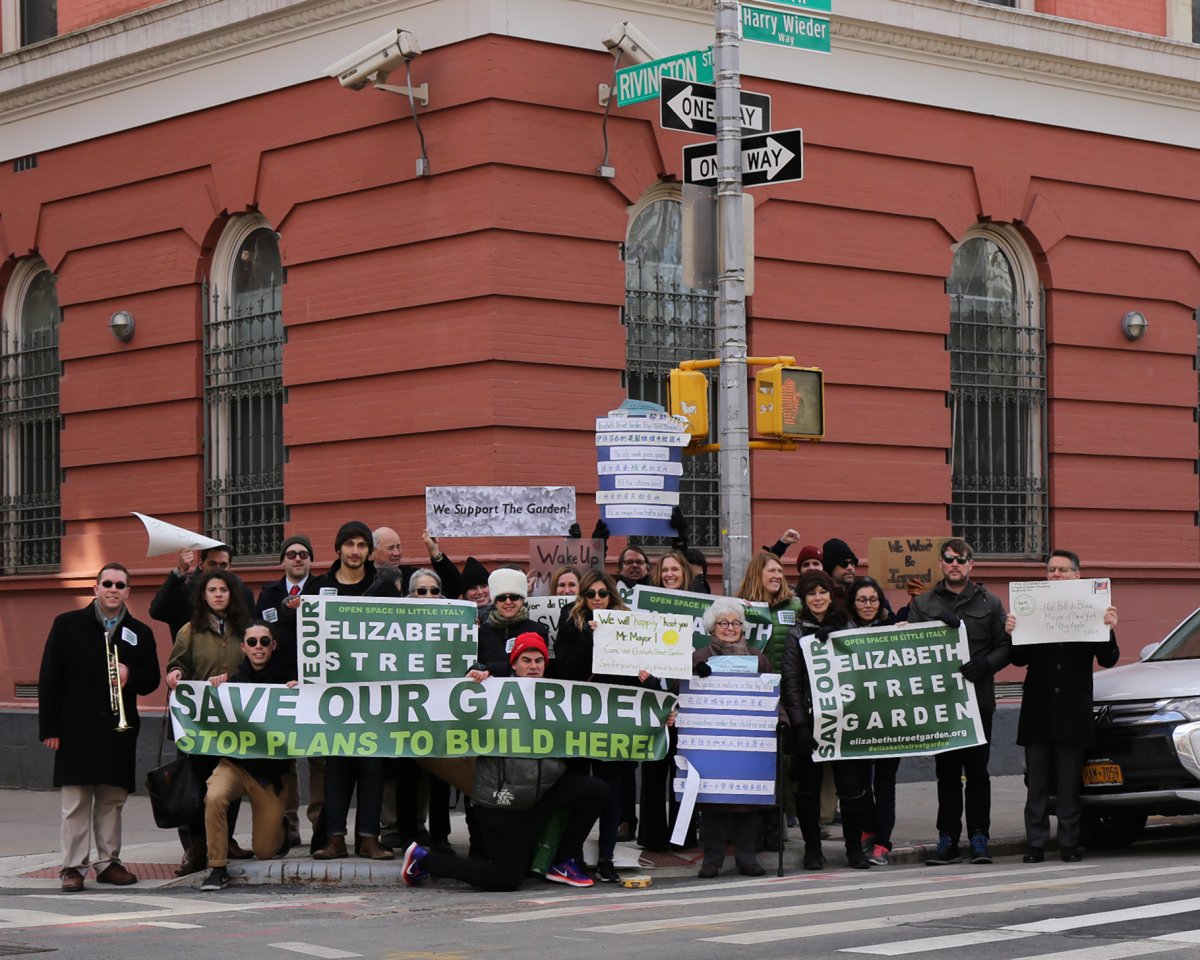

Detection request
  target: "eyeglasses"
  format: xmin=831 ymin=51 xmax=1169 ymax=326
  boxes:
xmin=284 ymin=550 xmax=310 ymax=560
xmin=243 ymin=636 xmax=272 ymax=648
xmin=100 ymin=580 xmax=127 ymax=590
xmin=713 ymin=619 xmax=742 ymax=631
xmin=942 ymin=555 xmax=971 ymax=565
xmin=854 ymin=596 xmax=880 ymax=606
xmin=621 ymin=557 xmax=648 ymax=567
xmin=495 ymin=594 xmax=523 ymax=604
xmin=584 ymin=588 xmax=610 ymax=599
xmin=412 ymin=587 xmax=441 ymax=596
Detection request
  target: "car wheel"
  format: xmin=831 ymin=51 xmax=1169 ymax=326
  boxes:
xmin=1081 ymin=811 xmax=1147 ymax=848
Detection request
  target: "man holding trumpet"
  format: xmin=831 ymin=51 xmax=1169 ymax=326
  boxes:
xmin=38 ymin=563 xmax=161 ymax=892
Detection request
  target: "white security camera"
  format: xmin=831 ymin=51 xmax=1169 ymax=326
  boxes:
xmin=324 ymin=28 xmax=422 ymax=90
xmin=601 ymin=21 xmax=664 ymax=65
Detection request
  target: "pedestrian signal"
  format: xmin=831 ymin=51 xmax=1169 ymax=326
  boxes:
xmin=754 ymin=365 xmax=824 ymax=440
xmin=669 ymin=368 xmax=709 ymax=441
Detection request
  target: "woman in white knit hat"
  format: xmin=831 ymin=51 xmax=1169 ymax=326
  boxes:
xmin=474 ymin=568 xmax=550 ymax=676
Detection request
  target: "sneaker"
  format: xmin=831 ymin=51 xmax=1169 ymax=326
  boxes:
xmin=546 ymin=859 xmax=593 ymax=888
xmin=200 ymin=866 xmax=229 ymax=891
xmin=925 ymin=835 xmax=962 ymax=866
xmin=860 ymin=832 xmax=877 ymax=858
xmin=868 ymin=844 xmax=890 ymax=866
xmin=401 ymin=842 xmax=430 ymax=887
xmin=969 ymin=833 xmax=992 ymax=865
xmin=595 ymin=859 xmax=620 ymax=883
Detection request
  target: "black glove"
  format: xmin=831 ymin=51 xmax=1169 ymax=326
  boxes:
xmin=567 ymin=522 xmax=582 ymax=539
xmin=959 ymin=656 xmax=991 ymax=682
xmin=591 ymin=518 xmax=610 ymax=541
xmin=940 ymin=612 xmax=962 ymax=629
xmin=776 ymin=721 xmax=793 ymax=751
xmin=814 ymin=626 xmax=833 ymax=643
xmin=669 ymin=506 xmax=688 ymax=539
xmin=693 ymin=661 xmax=712 ymax=678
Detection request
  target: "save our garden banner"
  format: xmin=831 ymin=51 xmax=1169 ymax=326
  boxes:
xmin=169 ymin=677 xmax=676 ymax=761
xmin=800 ymin=621 xmax=985 ymax=760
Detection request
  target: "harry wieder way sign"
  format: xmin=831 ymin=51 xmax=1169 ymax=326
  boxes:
xmin=683 ymin=127 xmax=804 ymax=188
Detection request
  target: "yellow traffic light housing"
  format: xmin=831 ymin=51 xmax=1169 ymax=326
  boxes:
xmin=755 ymin=364 xmax=824 ymax=440
xmin=669 ymin=368 xmax=709 ymax=441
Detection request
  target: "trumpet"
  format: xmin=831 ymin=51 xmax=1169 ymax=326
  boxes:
xmin=105 ymin=627 xmax=132 ymax=733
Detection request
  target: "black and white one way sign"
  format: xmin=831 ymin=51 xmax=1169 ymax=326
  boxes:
xmin=659 ymin=77 xmax=772 ymax=136
xmin=682 ymin=128 xmax=804 ymax=188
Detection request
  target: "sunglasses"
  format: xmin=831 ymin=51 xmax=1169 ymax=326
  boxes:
xmin=100 ymin=580 xmax=127 ymax=590
xmin=284 ymin=550 xmax=310 ymax=560
xmin=412 ymin=587 xmax=441 ymax=596
xmin=942 ymin=555 xmax=971 ymax=565
xmin=243 ymin=636 xmax=272 ymax=648
xmin=584 ymin=588 xmax=610 ymax=599
xmin=495 ymin=594 xmax=523 ymax=604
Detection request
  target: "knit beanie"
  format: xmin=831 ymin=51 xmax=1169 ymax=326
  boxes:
xmin=821 ymin=538 xmax=858 ymax=573
xmin=796 ymin=544 xmax=822 ymax=568
xmin=488 ymin=567 xmax=528 ymax=600
xmin=509 ymin=631 xmax=548 ymax=664
xmin=461 ymin=557 xmax=490 ymax=590
xmin=279 ymin=534 xmax=314 ymax=561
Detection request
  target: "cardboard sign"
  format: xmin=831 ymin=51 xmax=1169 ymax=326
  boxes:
xmin=592 ymin=608 xmax=696 ymax=679
xmin=528 ymin=538 xmax=604 ymax=596
xmin=868 ymin=537 xmax=950 ymax=591
xmin=525 ymin=595 xmax=576 ymax=647
xmin=425 ymin=486 xmax=575 ymax=537
xmin=1009 ymin=578 xmax=1113 ymax=646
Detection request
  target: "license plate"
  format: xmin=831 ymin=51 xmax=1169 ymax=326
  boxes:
xmin=1082 ymin=762 xmax=1123 ymax=786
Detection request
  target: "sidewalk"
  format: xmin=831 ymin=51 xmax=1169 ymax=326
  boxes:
xmin=0 ymin=774 xmax=1032 ymax=890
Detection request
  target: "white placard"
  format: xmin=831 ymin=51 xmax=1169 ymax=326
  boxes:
xmin=595 ymin=489 xmax=680 ymax=506
xmin=132 ymin=512 xmax=225 ymax=557
xmin=1008 ymin=578 xmax=1113 ymax=645
xmin=525 ymin=595 xmax=576 ymax=647
xmin=614 ymin=474 xmax=666 ymax=490
xmin=592 ymin=609 xmax=695 ymax=679
xmin=597 ymin=460 xmax=684 ymax=475
xmin=425 ymin=486 xmax=575 ymax=537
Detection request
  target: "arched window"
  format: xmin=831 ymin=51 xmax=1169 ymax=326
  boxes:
xmin=0 ymin=257 xmax=61 ymax=571
xmin=204 ymin=215 xmax=284 ymax=560
xmin=624 ymin=186 xmax=718 ymax=547
xmin=947 ymin=228 xmax=1046 ymax=557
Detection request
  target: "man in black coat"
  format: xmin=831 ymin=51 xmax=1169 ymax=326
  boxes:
xmin=366 ymin=526 xmax=463 ymax=599
xmin=1007 ymin=549 xmax=1119 ymax=864
xmin=149 ymin=544 xmax=255 ymax=643
xmin=908 ymin=537 xmax=1010 ymax=867
xmin=38 ymin=563 xmax=161 ymax=892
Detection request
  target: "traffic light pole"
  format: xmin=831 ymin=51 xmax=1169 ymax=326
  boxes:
xmin=713 ymin=0 xmax=751 ymax=592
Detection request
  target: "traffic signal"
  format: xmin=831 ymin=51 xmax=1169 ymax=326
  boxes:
xmin=754 ymin=364 xmax=824 ymax=440
xmin=669 ymin=368 xmax=709 ymax=441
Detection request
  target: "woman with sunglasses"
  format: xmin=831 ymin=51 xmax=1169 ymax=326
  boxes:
xmin=164 ymin=569 xmax=252 ymax=875
xmin=847 ymin=576 xmax=902 ymax=866
xmin=551 ymin=569 xmax=641 ymax=882
xmin=406 ymin=568 xmax=443 ymax=599
xmin=475 ymin=568 xmax=549 ymax=676
xmin=782 ymin=569 xmax=874 ymax=870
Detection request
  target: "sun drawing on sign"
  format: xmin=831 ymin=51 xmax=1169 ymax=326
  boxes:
xmin=662 ymin=630 xmax=680 ymax=646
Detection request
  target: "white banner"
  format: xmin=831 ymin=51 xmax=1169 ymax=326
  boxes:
xmin=592 ymin=609 xmax=695 ymax=679
xmin=425 ymin=485 xmax=575 ymax=537
xmin=1008 ymin=578 xmax=1113 ymax=645
xmin=525 ymin=595 xmax=576 ymax=647
xmin=132 ymin=512 xmax=225 ymax=557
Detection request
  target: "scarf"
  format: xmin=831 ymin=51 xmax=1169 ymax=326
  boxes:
xmin=707 ymin=635 xmax=751 ymax=658
xmin=92 ymin=599 xmax=124 ymax=635
xmin=486 ymin=601 xmax=529 ymax=629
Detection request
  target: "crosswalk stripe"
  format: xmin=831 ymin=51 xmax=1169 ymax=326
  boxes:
xmin=0 ymin=894 xmax=363 ymax=930
xmin=1008 ymin=897 xmax=1200 ymax=933
xmin=269 ymin=944 xmax=362 ymax=959
xmin=138 ymin=921 xmax=203 ymax=929
xmin=841 ymin=929 xmax=1040 ymax=954
xmin=1154 ymin=929 xmax=1200 ymax=944
xmin=581 ymin=868 xmax=1200 ymax=935
xmin=698 ymin=876 xmax=1198 ymax=944
xmin=992 ymin=944 xmax=1185 ymax=959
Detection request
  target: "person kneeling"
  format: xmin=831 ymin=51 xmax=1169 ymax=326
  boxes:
xmin=402 ymin=633 xmax=609 ymax=892
xmin=201 ymin=620 xmax=297 ymax=891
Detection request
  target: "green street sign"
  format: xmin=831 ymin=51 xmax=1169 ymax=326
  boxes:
xmin=615 ymin=47 xmax=715 ymax=106
xmin=740 ymin=3 xmax=831 ymax=53
xmin=753 ymin=0 xmax=831 ymax=11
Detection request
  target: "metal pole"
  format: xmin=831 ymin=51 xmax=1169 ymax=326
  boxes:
xmin=714 ymin=0 xmax=751 ymax=592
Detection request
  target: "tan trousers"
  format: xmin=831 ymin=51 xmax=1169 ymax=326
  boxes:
xmin=306 ymin=757 xmax=324 ymax=828
xmin=205 ymin=760 xmax=285 ymax=868
xmin=61 ymin=784 xmax=127 ymax=875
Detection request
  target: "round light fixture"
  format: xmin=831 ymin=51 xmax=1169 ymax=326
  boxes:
xmin=109 ymin=310 xmax=135 ymax=342
xmin=1121 ymin=311 xmax=1148 ymax=341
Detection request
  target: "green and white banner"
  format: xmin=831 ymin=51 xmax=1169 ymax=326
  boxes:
xmin=629 ymin=585 xmax=773 ymax=651
xmin=297 ymin=596 xmax=479 ymax=683
xmin=801 ymin=621 xmax=985 ymax=760
xmin=169 ymin=678 xmax=676 ymax=761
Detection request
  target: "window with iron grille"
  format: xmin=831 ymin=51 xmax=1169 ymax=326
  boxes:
xmin=947 ymin=229 xmax=1047 ymax=557
xmin=624 ymin=190 xmax=719 ymax=548
xmin=203 ymin=218 xmax=284 ymax=561
xmin=0 ymin=259 xmax=61 ymax=572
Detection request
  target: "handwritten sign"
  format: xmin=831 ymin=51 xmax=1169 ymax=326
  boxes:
xmin=1008 ymin=578 xmax=1112 ymax=646
xmin=592 ymin=609 xmax=695 ymax=679
xmin=525 ymin=595 xmax=576 ymax=647
xmin=528 ymin=538 xmax=604 ymax=596
xmin=425 ymin=486 xmax=575 ymax=537
xmin=596 ymin=413 xmax=686 ymax=537
xmin=868 ymin=536 xmax=949 ymax=591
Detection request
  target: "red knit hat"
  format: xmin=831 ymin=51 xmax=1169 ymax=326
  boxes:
xmin=797 ymin=544 xmax=823 ymax=568
xmin=509 ymin=632 xmax=548 ymax=665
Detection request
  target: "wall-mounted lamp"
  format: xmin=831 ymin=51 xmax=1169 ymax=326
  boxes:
xmin=1121 ymin=311 xmax=1148 ymax=341
xmin=109 ymin=310 xmax=135 ymax=342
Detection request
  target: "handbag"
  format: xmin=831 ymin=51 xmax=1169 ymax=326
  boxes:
xmin=144 ymin=693 xmax=204 ymax=828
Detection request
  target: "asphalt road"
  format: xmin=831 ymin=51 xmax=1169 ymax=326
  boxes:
xmin=6 ymin=833 xmax=1200 ymax=960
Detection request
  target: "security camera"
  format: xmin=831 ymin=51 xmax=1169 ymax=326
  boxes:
xmin=601 ymin=21 xmax=664 ymax=65
xmin=324 ymin=28 xmax=422 ymax=90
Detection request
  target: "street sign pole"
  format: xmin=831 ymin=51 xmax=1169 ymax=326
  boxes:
xmin=714 ymin=0 xmax=752 ymax=592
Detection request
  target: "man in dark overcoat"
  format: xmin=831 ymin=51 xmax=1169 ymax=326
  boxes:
xmin=1007 ymin=549 xmax=1119 ymax=863
xmin=38 ymin=562 xmax=161 ymax=891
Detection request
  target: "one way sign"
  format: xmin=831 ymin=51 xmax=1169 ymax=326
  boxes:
xmin=660 ymin=77 xmax=772 ymax=136
xmin=682 ymin=127 xmax=804 ymax=188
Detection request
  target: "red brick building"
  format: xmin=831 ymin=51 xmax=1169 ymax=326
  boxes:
xmin=3 ymin=0 xmax=1200 ymax=727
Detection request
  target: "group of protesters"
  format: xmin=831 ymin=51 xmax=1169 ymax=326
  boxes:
xmin=39 ymin=511 xmax=1119 ymax=892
